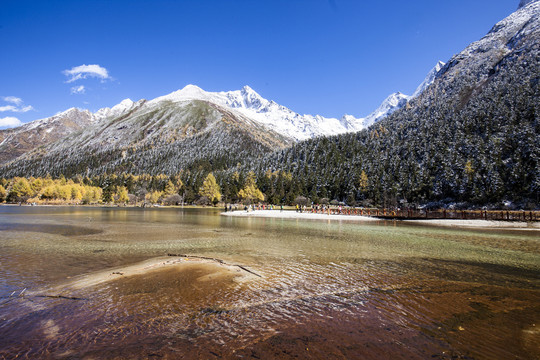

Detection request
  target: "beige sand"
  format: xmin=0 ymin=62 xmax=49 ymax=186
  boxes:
xmin=32 ymin=255 xmax=261 ymax=297
xmin=222 ymin=209 xmax=539 ymax=230
xmin=403 ymin=218 xmax=540 ymax=230
xmin=223 ymin=209 xmax=377 ymax=222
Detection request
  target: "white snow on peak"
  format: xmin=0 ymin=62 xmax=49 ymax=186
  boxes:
xmin=8 ymin=55 xmax=445 ymax=142
xmin=146 ymin=58 xmax=444 ymax=141
xmin=359 ymin=60 xmax=446 ymax=128
xmin=362 ymin=92 xmax=410 ymax=128
xmin=150 ymin=84 xmax=366 ymax=141
xmin=411 ymin=61 xmax=446 ymax=98
xmin=94 ymin=98 xmax=136 ymax=121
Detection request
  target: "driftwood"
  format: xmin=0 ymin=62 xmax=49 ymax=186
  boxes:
xmin=167 ymin=253 xmax=225 ymax=264
xmin=234 ymin=265 xmax=262 ymax=278
xmin=35 ymin=295 xmax=86 ymax=301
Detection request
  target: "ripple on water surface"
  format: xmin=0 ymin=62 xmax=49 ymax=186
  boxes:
xmin=0 ymin=207 xmax=539 ymax=359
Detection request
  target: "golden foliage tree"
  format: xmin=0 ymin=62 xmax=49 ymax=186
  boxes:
xmin=359 ymin=170 xmax=369 ymax=192
xmin=8 ymin=177 xmax=33 ymax=202
xmin=116 ymin=186 xmax=129 ymax=204
xmin=238 ymin=171 xmax=264 ymax=204
xmin=199 ymin=173 xmax=221 ymax=205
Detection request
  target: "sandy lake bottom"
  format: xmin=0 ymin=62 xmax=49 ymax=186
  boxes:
xmin=0 ymin=206 xmax=538 ymax=359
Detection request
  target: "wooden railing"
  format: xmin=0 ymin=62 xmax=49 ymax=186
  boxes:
xmin=308 ymin=207 xmax=540 ymax=222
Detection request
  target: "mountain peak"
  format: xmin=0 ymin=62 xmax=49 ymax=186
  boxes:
xmin=241 ymin=85 xmax=256 ymax=93
xmin=411 ymin=61 xmax=445 ymax=98
xmin=177 ymin=84 xmax=206 ymax=97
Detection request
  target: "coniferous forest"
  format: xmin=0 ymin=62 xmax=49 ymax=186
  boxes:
xmin=0 ymin=4 xmax=538 ymax=210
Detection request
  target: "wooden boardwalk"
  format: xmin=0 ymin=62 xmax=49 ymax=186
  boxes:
xmin=316 ymin=208 xmax=540 ymax=222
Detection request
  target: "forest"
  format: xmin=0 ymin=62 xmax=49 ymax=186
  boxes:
xmin=0 ymin=14 xmax=538 ymax=210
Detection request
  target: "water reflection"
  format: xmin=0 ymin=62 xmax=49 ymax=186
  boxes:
xmin=0 ymin=206 xmax=538 ymax=359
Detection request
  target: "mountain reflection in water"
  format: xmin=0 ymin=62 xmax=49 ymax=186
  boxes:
xmin=0 ymin=206 xmax=538 ymax=359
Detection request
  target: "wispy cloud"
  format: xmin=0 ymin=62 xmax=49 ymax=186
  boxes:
xmin=3 ymin=96 xmax=23 ymax=106
xmin=70 ymin=85 xmax=86 ymax=94
xmin=63 ymin=64 xmax=110 ymax=83
xmin=0 ymin=97 xmax=34 ymax=113
xmin=0 ymin=116 xmax=22 ymax=129
xmin=0 ymin=105 xmax=16 ymax=112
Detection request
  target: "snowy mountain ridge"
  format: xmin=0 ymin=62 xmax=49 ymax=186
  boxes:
xmin=149 ymin=84 xmax=364 ymax=141
xmin=411 ymin=61 xmax=446 ymax=98
xmin=143 ymin=60 xmax=444 ymax=141
xmin=6 ymin=58 xmax=444 ymax=146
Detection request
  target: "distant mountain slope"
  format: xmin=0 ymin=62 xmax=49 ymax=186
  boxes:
xmin=0 ymin=99 xmax=292 ymax=177
xmin=1 ymin=58 xmax=445 ymax=166
xmin=0 ymin=100 xmax=144 ymax=166
xmin=252 ymin=2 xmax=540 ymax=206
xmin=0 ymin=108 xmax=94 ymax=164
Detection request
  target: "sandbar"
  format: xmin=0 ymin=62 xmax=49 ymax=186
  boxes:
xmin=222 ymin=209 xmax=540 ymax=230
xmin=222 ymin=209 xmax=378 ymax=222
xmin=32 ymin=255 xmax=260 ymax=297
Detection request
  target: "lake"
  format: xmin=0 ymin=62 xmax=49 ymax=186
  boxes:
xmin=0 ymin=206 xmax=538 ymax=359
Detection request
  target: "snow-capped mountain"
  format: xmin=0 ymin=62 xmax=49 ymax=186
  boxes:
xmin=93 ymin=98 xmax=145 ymax=121
xmin=359 ymin=61 xmax=445 ymax=128
xmin=149 ymin=84 xmax=364 ymax=141
xmin=144 ymin=59 xmax=444 ymax=141
xmin=0 ymin=57 xmax=445 ymax=167
xmin=361 ymin=92 xmax=410 ymax=129
xmin=431 ymin=0 xmax=539 ymax=101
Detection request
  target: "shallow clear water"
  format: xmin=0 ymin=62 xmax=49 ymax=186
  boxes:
xmin=0 ymin=206 xmax=538 ymax=359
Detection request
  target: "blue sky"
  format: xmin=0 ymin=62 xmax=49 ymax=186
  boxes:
xmin=1 ymin=0 xmax=518 ymax=128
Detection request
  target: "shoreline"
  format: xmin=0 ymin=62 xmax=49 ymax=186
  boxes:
xmin=222 ymin=209 xmax=540 ymax=230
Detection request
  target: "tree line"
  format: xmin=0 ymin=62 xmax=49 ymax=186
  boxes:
xmin=0 ymin=171 xmax=289 ymax=206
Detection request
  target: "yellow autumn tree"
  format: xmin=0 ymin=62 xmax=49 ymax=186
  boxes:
xmin=359 ymin=170 xmax=369 ymax=192
xmin=164 ymin=180 xmax=177 ymax=195
xmin=116 ymin=186 xmax=129 ymax=204
xmin=145 ymin=191 xmax=163 ymax=204
xmin=199 ymin=173 xmax=221 ymax=205
xmin=238 ymin=171 xmax=264 ymax=204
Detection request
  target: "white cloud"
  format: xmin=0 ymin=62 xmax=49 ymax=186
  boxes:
xmin=0 ymin=97 xmax=34 ymax=113
xmin=63 ymin=64 xmax=110 ymax=83
xmin=3 ymin=96 xmax=23 ymax=105
xmin=20 ymin=105 xmax=34 ymax=112
xmin=0 ymin=105 xmax=16 ymax=112
xmin=70 ymin=85 xmax=86 ymax=94
xmin=0 ymin=116 xmax=22 ymax=128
